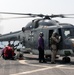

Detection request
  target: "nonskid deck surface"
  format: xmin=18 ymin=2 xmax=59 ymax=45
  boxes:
xmin=0 ymin=53 xmax=74 ymax=75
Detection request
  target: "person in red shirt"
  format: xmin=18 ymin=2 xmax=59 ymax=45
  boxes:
xmin=3 ymin=46 xmax=15 ymax=60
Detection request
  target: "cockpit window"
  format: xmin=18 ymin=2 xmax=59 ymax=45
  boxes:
xmin=25 ymin=22 xmax=34 ymax=30
xmin=62 ymin=28 xmax=74 ymax=38
xmin=64 ymin=30 xmax=70 ymax=37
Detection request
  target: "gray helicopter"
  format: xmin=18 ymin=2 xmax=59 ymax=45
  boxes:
xmin=0 ymin=12 xmax=74 ymax=62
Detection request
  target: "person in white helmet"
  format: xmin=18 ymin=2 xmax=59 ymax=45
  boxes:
xmin=38 ymin=32 xmax=46 ymax=63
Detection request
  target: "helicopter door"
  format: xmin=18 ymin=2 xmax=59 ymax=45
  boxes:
xmin=58 ymin=28 xmax=63 ymax=49
xmin=49 ymin=28 xmax=63 ymax=49
xmin=48 ymin=30 xmax=54 ymax=48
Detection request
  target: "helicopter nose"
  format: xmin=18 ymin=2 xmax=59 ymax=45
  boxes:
xmin=72 ymin=42 xmax=74 ymax=48
xmin=71 ymin=42 xmax=74 ymax=47
xmin=70 ymin=39 xmax=74 ymax=46
xmin=70 ymin=39 xmax=74 ymax=52
xmin=71 ymin=43 xmax=74 ymax=53
xmin=64 ymin=38 xmax=74 ymax=49
xmin=64 ymin=38 xmax=72 ymax=45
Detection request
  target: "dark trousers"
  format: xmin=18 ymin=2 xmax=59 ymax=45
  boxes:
xmin=38 ymin=47 xmax=45 ymax=62
xmin=3 ymin=54 xmax=15 ymax=60
xmin=3 ymin=56 xmax=14 ymax=60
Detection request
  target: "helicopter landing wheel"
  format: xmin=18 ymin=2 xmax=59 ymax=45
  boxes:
xmin=62 ymin=56 xmax=70 ymax=63
xmin=45 ymin=55 xmax=51 ymax=59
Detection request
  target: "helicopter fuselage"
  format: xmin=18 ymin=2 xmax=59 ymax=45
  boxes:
xmin=0 ymin=20 xmax=74 ymax=57
xmin=19 ymin=20 xmax=74 ymax=57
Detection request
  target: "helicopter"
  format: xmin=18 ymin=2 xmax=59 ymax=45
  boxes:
xmin=0 ymin=12 xmax=74 ymax=62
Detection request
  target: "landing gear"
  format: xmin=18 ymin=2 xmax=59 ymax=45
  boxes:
xmin=45 ymin=55 xmax=51 ymax=61
xmin=45 ymin=55 xmax=59 ymax=59
xmin=62 ymin=56 xmax=70 ymax=63
xmin=45 ymin=55 xmax=51 ymax=59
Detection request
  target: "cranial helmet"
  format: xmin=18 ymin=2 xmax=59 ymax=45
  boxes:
xmin=52 ymin=29 xmax=59 ymax=36
xmin=53 ymin=32 xmax=59 ymax=37
xmin=39 ymin=32 xmax=44 ymax=37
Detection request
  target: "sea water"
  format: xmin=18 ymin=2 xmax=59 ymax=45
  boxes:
xmin=0 ymin=41 xmax=22 ymax=49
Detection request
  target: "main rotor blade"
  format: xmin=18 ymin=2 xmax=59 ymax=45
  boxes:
xmin=0 ymin=12 xmax=33 ymax=15
xmin=62 ymin=14 xmax=74 ymax=16
xmin=0 ymin=12 xmax=74 ymax=19
xmin=0 ymin=12 xmax=44 ymax=17
xmin=63 ymin=16 xmax=74 ymax=18
xmin=49 ymin=14 xmax=74 ymax=18
xmin=0 ymin=16 xmax=34 ymax=20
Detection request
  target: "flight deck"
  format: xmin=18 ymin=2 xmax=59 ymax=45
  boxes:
xmin=0 ymin=53 xmax=74 ymax=75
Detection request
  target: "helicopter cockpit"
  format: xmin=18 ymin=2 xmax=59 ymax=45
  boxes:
xmin=62 ymin=28 xmax=74 ymax=39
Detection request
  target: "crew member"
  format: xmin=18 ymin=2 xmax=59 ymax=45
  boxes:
xmin=38 ymin=32 xmax=46 ymax=63
xmin=50 ymin=31 xmax=61 ymax=64
xmin=3 ymin=45 xmax=15 ymax=60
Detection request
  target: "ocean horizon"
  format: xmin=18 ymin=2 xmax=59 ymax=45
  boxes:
xmin=0 ymin=41 xmax=22 ymax=49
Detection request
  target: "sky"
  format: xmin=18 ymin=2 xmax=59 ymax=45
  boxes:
xmin=0 ymin=0 xmax=74 ymax=34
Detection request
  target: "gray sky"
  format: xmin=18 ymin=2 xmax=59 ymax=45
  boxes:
xmin=0 ymin=0 xmax=74 ymax=34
